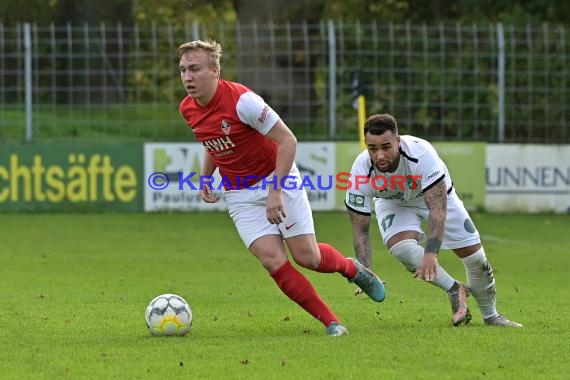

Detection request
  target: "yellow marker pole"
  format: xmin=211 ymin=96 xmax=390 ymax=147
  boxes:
xmin=357 ymin=94 xmax=366 ymax=151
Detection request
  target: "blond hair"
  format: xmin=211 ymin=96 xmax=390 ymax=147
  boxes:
xmin=177 ymin=39 xmax=222 ymax=68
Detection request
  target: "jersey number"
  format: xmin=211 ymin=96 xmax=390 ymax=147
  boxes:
xmin=380 ymin=214 xmax=395 ymax=232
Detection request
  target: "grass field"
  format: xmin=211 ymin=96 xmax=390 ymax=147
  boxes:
xmin=0 ymin=104 xmax=189 ymax=142
xmin=1 ymin=212 xmax=568 ymax=379
xmin=0 ymin=105 xmax=330 ymax=143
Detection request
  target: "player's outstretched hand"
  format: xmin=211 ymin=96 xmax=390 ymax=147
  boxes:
xmin=414 ymin=252 xmax=438 ymax=282
xmin=266 ymin=189 xmax=286 ymax=224
xmin=200 ymin=184 xmax=219 ymax=203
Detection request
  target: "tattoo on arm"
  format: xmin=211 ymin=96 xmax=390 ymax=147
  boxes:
xmin=425 ymin=237 xmax=442 ymax=254
xmin=348 ymin=209 xmax=372 ymax=269
xmin=422 ymin=180 xmax=447 ymax=254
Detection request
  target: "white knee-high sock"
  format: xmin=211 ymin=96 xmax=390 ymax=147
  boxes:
xmin=390 ymin=239 xmax=455 ymax=291
xmin=461 ymin=247 xmax=498 ymax=318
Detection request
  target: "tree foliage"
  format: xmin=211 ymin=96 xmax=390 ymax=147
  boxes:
xmin=1 ymin=0 xmax=567 ymax=142
xmin=2 ymin=0 xmax=569 ymax=25
xmin=0 ymin=0 xmax=133 ymax=25
xmin=132 ymin=0 xmax=236 ymax=25
xmin=319 ymin=0 xmax=570 ymax=24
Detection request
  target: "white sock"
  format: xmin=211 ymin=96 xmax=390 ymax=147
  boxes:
xmin=390 ymin=239 xmax=455 ymax=291
xmin=461 ymin=247 xmax=498 ymax=319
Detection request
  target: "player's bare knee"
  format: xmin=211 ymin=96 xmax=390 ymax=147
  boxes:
xmin=287 ymin=238 xmax=321 ymax=269
xmin=291 ymin=251 xmax=320 ymax=270
xmin=258 ymin=255 xmax=288 ymax=272
xmin=250 ymin=246 xmax=289 ymax=272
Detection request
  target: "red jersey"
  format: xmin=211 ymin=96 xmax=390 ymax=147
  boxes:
xmin=179 ymin=80 xmax=280 ymax=189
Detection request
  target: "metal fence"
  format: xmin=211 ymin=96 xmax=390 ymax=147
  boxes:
xmin=0 ymin=21 xmax=568 ymax=143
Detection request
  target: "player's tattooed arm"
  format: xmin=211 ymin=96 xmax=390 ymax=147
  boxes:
xmin=422 ymin=180 xmax=447 ymax=254
xmin=348 ymin=209 xmax=372 ymax=269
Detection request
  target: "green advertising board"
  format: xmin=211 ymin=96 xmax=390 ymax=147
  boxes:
xmin=432 ymin=142 xmax=486 ymax=210
xmin=335 ymin=142 xmax=485 ymax=210
xmin=335 ymin=142 xmax=363 ymax=210
xmin=0 ymin=144 xmax=143 ymax=212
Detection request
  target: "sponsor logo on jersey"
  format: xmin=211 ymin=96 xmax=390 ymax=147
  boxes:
xmin=347 ymin=192 xmax=365 ymax=207
xmin=426 ymin=171 xmax=440 ymax=180
xmin=202 ymin=136 xmax=236 ymax=152
xmin=258 ymin=105 xmax=269 ymax=123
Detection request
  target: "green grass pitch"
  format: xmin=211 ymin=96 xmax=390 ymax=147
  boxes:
xmin=0 ymin=212 xmax=568 ymax=379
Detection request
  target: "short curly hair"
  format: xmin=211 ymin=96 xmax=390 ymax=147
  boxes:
xmin=363 ymin=114 xmax=398 ymax=136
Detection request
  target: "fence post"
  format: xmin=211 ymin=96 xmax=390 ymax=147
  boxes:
xmin=560 ymin=26 xmax=567 ymax=139
xmin=192 ymin=21 xmax=200 ymax=40
xmin=24 ymin=23 xmax=32 ymax=142
xmin=497 ymin=22 xmax=505 ymax=143
xmin=327 ymin=20 xmax=336 ymax=138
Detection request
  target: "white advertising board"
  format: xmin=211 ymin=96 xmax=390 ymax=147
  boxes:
xmin=486 ymin=145 xmax=570 ymax=213
xmin=144 ymin=142 xmax=336 ymax=211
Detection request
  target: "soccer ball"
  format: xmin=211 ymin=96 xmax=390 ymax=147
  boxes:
xmin=144 ymin=294 xmax=193 ymax=336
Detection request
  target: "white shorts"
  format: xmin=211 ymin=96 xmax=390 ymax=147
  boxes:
xmin=374 ymin=189 xmax=481 ymax=250
xmin=224 ymin=165 xmax=315 ymax=248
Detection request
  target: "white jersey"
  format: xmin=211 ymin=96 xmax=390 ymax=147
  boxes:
xmin=345 ymin=135 xmax=479 ymax=249
xmin=345 ymin=135 xmax=454 ymax=214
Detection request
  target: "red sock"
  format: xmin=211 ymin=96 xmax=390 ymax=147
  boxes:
xmin=270 ymin=261 xmax=339 ymax=327
xmin=316 ymin=243 xmax=357 ymax=279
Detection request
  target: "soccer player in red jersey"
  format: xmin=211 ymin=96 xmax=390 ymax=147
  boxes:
xmin=177 ymin=39 xmax=385 ymax=336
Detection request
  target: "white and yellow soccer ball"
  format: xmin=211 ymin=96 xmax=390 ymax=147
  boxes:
xmin=144 ymin=294 xmax=193 ymax=336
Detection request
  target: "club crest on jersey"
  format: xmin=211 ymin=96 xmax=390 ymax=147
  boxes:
xmin=221 ymin=120 xmax=231 ymax=135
